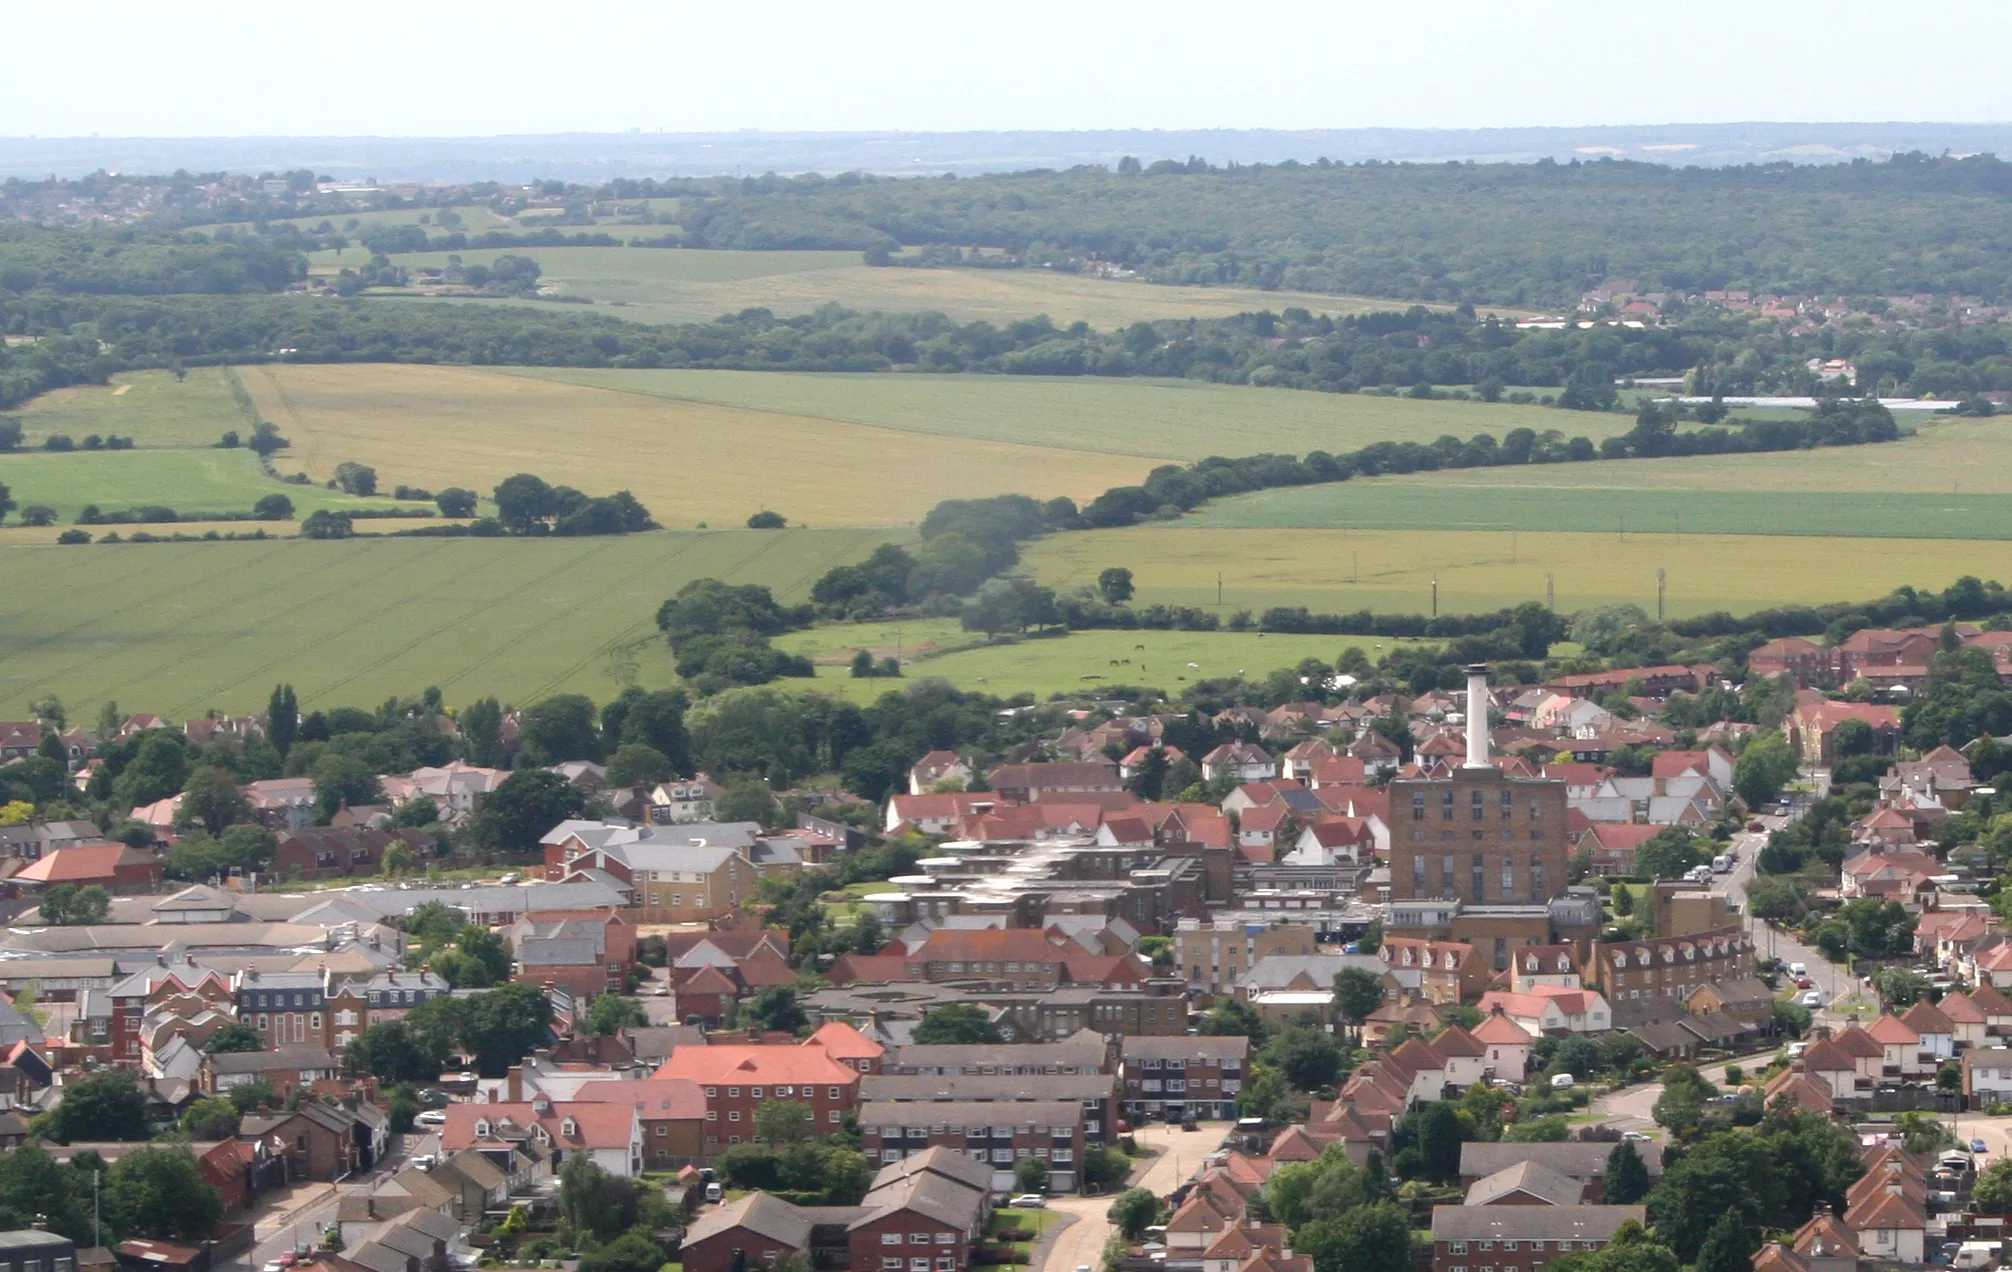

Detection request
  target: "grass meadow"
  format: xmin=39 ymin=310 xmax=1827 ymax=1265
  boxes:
xmin=1021 ymin=526 xmax=2012 ymax=620
xmin=236 ymin=364 xmax=1153 ymax=527
xmin=0 ymin=448 xmax=428 ymax=522
xmin=0 ymin=528 xmax=899 ymax=718
xmin=12 ymin=368 xmax=248 ymax=447
xmin=493 ymin=366 xmax=1607 ymax=461
xmin=322 ymin=245 xmax=1467 ymax=328
xmin=777 ymin=623 xmax=1413 ymax=704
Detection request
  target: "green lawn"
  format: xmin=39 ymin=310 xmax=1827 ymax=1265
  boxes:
xmin=0 ymin=527 xmax=897 ymax=717
xmin=1180 ymin=478 xmax=2012 ymax=540
xmin=492 ymin=368 xmax=1620 ymax=462
xmin=0 ymin=447 xmax=430 ymax=522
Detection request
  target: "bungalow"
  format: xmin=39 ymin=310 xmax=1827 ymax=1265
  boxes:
xmin=15 ymin=842 xmax=162 ymax=895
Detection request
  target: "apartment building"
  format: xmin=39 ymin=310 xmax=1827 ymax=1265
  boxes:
xmin=1175 ymin=919 xmax=1319 ymax=995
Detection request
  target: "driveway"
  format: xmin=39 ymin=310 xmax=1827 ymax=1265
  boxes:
xmin=1038 ymin=1122 xmax=1220 ymax=1272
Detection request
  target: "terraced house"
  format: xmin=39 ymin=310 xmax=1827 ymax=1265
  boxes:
xmin=1121 ymin=1035 xmax=1249 ymax=1121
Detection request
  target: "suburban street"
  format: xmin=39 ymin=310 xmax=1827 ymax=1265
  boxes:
xmin=1039 ymin=1121 xmax=1216 ymax=1272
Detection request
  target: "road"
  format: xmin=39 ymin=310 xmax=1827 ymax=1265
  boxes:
xmin=1720 ymin=815 xmax=1866 ymax=1027
xmin=1038 ymin=1122 xmax=1216 ymax=1272
xmin=228 ymin=1132 xmax=423 ymax=1272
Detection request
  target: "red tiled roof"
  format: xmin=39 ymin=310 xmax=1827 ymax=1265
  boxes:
xmin=908 ymin=929 xmax=1064 ymax=964
xmin=806 ymin=1021 xmax=883 ymax=1062
xmin=655 ymin=1044 xmax=862 ymax=1087
xmin=1864 ymin=1014 xmax=1921 ymax=1045
xmin=442 ymin=1100 xmax=637 ymax=1151
xmin=15 ymin=842 xmax=150 ymax=883
xmin=568 ymin=1078 xmax=708 ymax=1120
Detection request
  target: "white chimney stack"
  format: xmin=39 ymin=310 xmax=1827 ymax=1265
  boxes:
xmin=1464 ymin=664 xmax=1492 ymax=768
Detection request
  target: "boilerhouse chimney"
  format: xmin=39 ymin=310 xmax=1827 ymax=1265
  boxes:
xmin=1464 ymin=664 xmax=1493 ymax=769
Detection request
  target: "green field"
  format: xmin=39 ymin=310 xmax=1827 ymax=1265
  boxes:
xmin=780 ymin=625 xmax=1407 ymax=703
xmin=1181 ymin=481 xmax=2012 ymax=539
xmin=1022 ymin=526 xmax=2012 ymax=620
xmin=0 ymin=528 xmax=901 ymax=717
xmin=0 ymin=447 xmax=428 ymax=522
xmin=319 ymin=244 xmax=1479 ymax=328
xmin=493 ymin=367 xmax=1608 ymax=461
xmin=12 ymin=369 xmax=248 ymax=447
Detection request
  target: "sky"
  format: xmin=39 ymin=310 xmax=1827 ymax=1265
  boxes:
xmin=5 ymin=0 xmax=2006 ymax=137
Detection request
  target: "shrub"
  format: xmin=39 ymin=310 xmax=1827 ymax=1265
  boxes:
xmin=57 ymin=529 xmax=90 ymax=544
xmin=747 ymin=510 xmax=786 ymax=529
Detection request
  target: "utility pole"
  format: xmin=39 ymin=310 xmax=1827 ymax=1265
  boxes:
xmin=93 ymin=1172 xmax=100 ymax=1247
xmin=1546 ymin=574 xmax=1555 ymax=610
xmin=1657 ymin=567 xmax=1667 ymax=621
xmin=1216 ymin=572 xmax=1223 ymax=607
xmin=1431 ymin=576 xmax=1439 ymax=618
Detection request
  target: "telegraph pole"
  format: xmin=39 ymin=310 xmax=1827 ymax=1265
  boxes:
xmin=1431 ymin=576 xmax=1439 ymax=618
xmin=1657 ymin=568 xmax=1667 ymax=621
xmin=1546 ymin=574 xmax=1555 ymax=610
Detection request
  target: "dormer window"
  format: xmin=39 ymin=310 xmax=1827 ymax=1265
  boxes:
xmin=562 ymin=1117 xmax=577 ymax=1137
xmin=475 ymin=1120 xmax=491 ymax=1137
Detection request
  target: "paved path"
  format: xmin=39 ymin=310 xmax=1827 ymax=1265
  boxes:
xmin=1038 ymin=1122 xmax=1220 ymax=1272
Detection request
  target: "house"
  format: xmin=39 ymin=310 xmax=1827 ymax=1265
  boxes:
xmin=1474 ymin=1009 xmax=1533 ymax=1080
xmin=908 ymin=752 xmax=972 ymax=795
xmin=1471 ymin=987 xmax=1612 ymax=1036
xmin=442 ymin=1095 xmax=642 ymax=1176
xmin=1784 ymin=695 xmax=1902 ymax=765
xmin=644 ymin=776 xmax=726 ymax=825
xmin=1201 ymin=744 xmax=1276 ymax=785
xmin=14 ymin=843 xmax=162 ymax=894
xmin=1379 ymin=938 xmax=1484 ymax=1004
xmin=1845 ymin=1159 xmax=1927 ymax=1264
xmin=1963 ymin=1045 xmax=2012 ymax=1105
xmin=275 ymin=828 xmax=434 ymax=880
xmin=984 ymin=762 xmax=1121 ymax=803
xmin=567 ymin=1078 xmax=708 ymax=1170
xmin=508 ymin=910 xmax=636 ymax=1002
xmin=207 ymin=1046 xmax=339 ymax=1099
xmin=1748 ymin=636 xmax=1832 ymax=685
xmin=1465 ymin=1160 xmax=1586 ymax=1205
xmin=1427 ymin=1205 xmax=1646 ymax=1272
xmin=899 ymin=929 xmax=1070 ymax=988
xmin=1458 ymin=1142 xmax=1664 ymax=1199
xmin=1175 ymin=920 xmax=1319 ymax=995
xmin=242 ymin=777 xmax=320 ymax=830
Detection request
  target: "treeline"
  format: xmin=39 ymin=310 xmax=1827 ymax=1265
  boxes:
xmin=649 ymin=151 xmax=2012 ymax=306
xmin=355 ymin=225 xmax=624 ymax=254
xmin=0 ymin=225 xmax=303 ymax=295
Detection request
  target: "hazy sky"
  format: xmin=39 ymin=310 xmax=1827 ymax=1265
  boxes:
xmin=6 ymin=0 xmax=2005 ymax=137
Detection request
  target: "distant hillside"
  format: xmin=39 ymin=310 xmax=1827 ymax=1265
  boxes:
xmin=7 ymin=121 xmax=2012 ymax=182
xmin=671 ymin=153 xmax=2012 ymax=308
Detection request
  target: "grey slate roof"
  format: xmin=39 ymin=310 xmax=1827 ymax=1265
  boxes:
xmin=856 ymin=1100 xmax=1081 ymax=1127
xmin=1430 ymin=1205 xmax=1645 ymax=1241
xmin=862 ymin=1072 xmax=1114 ymax=1102
xmin=1459 ymin=1141 xmax=1664 ymax=1180
xmin=1121 ymin=1036 xmax=1249 ymax=1062
xmin=210 ymin=1045 xmax=336 ymax=1073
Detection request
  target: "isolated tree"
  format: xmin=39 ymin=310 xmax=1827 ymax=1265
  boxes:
xmin=1110 ymin=1188 xmax=1161 ymax=1239
xmin=1097 ymin=566 xmax=1135 ymax=605
xmin=584 ymin=994 xmax=648 ymax=1036
xmin=754 ymin=1099 xmax=814 ymax=1144
xmin=106 ymin=1147 xmax=223 ymax=1240
xmin=470 ymin=769 xmax=586 ymax=851
xmin=178 ymin=1097 xmax=240 ymax=1139
xmin=1013 ymin=1156 xmax=1049 ymax=1195
xmin=204 ymin=1022 xmax=265 ymax=1054
xmin=1735 ymin=732 xmax=1800 ymax=808
xmin=912 ymin=1004 xmax=1003 ymax=1045
xmin=178 ymin=765 xmax=251 ymax=835
xmin=46 ymin=1069 xmax=149 ymax=1142
xmin=717 ymin=778 xmax=780 ymax=826
xmin=344 ymin=1020 xmax=443 ymax=1084
xmin=1603 ymin=1140 xmax=1652 ymax=1204
xmin=743 ymin=987 xmax=810 ymax=1035
xmin=1334 ymin=967 xmax=1385 ymax=1041
xmin=267 ymin=684 xmax=298 ymax=757
xmin=459 ymin=984 xmax=555 ymax=1077
xmin=435 ymin=488 xmax=478 ymax=518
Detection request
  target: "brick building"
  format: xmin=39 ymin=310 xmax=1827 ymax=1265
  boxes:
xmin=1587 ymin=925 xmax=1755 ymax=1011
xmin=15 ymin=842 xmax=162 ymax=895
xmin=859 ymin=1099 xmax=1084 ymax=1192
xmin=654 ymin=1043 xmax=864 ymax=1155
xmin=1120 ymin=1035 xmax=1249 ymax=1121
xmin=899 ymin=930 xmax=1071 ymax=988
xmin=1429 ymin=1205 xmax=1646 ymax=1272
xmin=509 ymin=910 xmax=637 ymax=1001
xmin=562 ymin=1078 xmax=708 ymax=1170
xmin=274 ymin=827 xmax=432 ymax=879
xmin=861 ymin=1071 xmax=1117 ymax=1145
xmin=1174 ymin=919 xmax=1319 ymax=995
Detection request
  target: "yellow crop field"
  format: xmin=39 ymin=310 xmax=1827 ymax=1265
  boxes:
xmin=323 ymin=245 xmax=1476 ymax=328
xmin=1021 ymin=526 xmax=2012 ymax=619
xmin=236 ymin=363 xmax=1152 ymax=527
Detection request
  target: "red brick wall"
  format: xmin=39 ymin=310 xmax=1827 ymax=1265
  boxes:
xmin=849 ymin=1210 xmax=975 ymax=1272
xmin=698 ymin=1082 xmax=858 ymax=1156
xmin=684 ymin=1229 xmax=800 ymax=1272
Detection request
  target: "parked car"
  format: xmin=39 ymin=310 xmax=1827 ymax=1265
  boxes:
xmin=1975 ymin=1139 xmax=1991 ymax=1155
xmin=1009 ymin=1195 xmax=1047 ymax=1209
xmin=410 ymin=1154 xmax=436 ymax=1170
xmin=1622 ymin=1131 xmax=1652 ymax=1142
xmin=414 ymin=1110 xmax=447 ymax=1127
xmin=499 ymin=872 xmax=521 ymax=884
xmin=705 ymin=1182 xmax=723 ymax=1204
xmin=416 ymin=1088 xmax=451 ymax=1108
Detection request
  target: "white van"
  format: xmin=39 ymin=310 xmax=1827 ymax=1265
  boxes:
xmin=1712 ymin=854 xmax=1734 ymax=874
xmin=1550 ymin=1073 xmax=1575 ymax=1090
